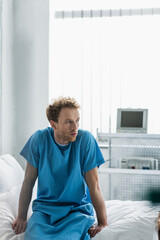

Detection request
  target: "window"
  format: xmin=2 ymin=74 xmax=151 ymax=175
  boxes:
xmin=49 ymin=1 xmax=160 ymax=135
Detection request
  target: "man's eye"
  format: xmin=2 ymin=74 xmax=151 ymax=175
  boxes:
xmin=66 ymin=120 xmax=71 ymax=124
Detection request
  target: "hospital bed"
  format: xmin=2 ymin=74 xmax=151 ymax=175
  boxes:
xmin=0 ymin=154 xmax=159 ymax=240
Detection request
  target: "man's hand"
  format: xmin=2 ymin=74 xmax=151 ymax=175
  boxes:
xmin=88 ymin=223 xmax=106 ymax=238
xmin=12 ymin=219 xmax=27 ymax=234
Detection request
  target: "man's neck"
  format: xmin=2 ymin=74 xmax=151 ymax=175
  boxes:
xmin=54 ymin=133 xmax=69 ymax=146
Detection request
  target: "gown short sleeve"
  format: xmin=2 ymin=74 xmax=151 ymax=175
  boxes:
xmin=82 ymin=131 xmax=105 ymax=173
xmin=20 ymin=131 xmax=40 ymax=168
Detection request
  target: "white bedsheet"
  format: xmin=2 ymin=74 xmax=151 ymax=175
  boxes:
xmin=94 ymin=200 xmax=159 ymax=240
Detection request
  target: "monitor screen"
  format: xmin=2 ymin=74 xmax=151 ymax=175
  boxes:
xmin=121 ymin=111 xmax=143 ymax=128
xmin=116 ymin=108 xmax=148 ymax=133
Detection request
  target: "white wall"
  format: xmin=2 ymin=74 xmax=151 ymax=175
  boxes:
xmin=0 ymin=1 xmax=2 ymax=156
xmin=1 ymin=0 xmax=49 ymax=168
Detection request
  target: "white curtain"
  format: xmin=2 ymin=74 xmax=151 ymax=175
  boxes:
xmin=49 ymin=5 xmax=160 ymax=136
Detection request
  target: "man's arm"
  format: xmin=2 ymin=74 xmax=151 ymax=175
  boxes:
xmin=12 ymin=162 xmax=38 ymax=234
xmin=85 ymin=167 xmax=107 ymax=238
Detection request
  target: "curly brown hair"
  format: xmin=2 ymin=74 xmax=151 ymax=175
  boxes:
xmin=46 ymin=96 xmax=80 ymax=122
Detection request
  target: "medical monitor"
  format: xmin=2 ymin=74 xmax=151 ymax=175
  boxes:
xmin=116 ymin=108 xmax=148 ymax=133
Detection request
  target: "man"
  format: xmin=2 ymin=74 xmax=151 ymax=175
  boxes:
xmin=12 ymin=97 xmax=107 ymax=239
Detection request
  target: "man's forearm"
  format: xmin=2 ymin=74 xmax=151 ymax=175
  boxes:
xmin=17 ymin=179 xmax=34 ymax=220
xmin=89 ymin=184 xmax=107 ymax=226
xmin=12 ymin=163 xmax=37 ymax=235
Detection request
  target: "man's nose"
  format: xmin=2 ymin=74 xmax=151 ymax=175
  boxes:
xmin=71 ymin=122 xmax=78 ymax=130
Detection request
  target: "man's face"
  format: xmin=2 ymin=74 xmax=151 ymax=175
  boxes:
xmin=51 ymin=108 xmax=80 ymax=145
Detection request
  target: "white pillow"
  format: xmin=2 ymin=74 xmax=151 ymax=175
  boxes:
xmin=0 ymin=183 xmax=37 ymax=240
xmin=0 ymin=184 xmax=26 ymax=240
xmin=0 ymin=154 xmax=24 ymax=193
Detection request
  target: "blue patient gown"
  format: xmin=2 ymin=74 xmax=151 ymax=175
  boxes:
xmin=20 ymin=127 xmax=105 ymax=240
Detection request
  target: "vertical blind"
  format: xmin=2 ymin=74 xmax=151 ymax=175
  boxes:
xmin=49 ymin=6 xmax=160 ymax=136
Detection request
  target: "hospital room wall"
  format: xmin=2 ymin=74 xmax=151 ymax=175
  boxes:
xmin=0 ymin=0 xmax=49 ymax=169
xmin=0 ymin=2 xmax=2 ymax=162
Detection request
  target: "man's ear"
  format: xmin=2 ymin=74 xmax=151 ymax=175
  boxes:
xmin=50 ymin=120 xmax=57 ymax=130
